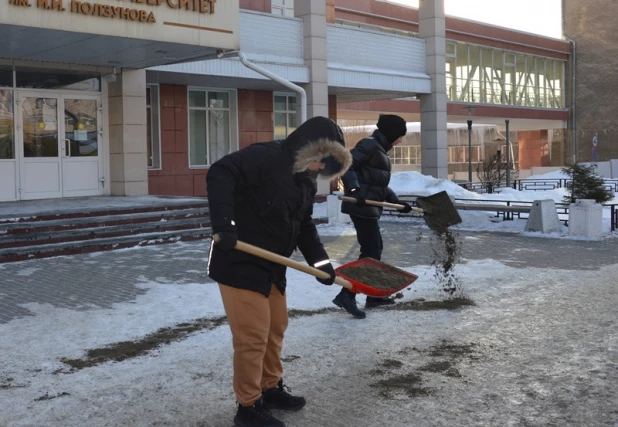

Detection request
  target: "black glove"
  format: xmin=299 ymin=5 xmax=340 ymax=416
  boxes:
xmin=315 ymin=261 xmax=336 ymax=286
xmin=214 ymin=230 xmax=238 ymax=252
xmin=348 ymin=188 xmax=366 ymax=207
xmin=400 ymin=202 xmax=413 ymax=214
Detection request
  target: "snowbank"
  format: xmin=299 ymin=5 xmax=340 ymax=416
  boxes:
xmin=389 ymin=171 xmax=480 ymax=199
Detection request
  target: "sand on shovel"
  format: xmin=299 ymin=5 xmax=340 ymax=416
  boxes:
xmin=337 ymin=262 xmax=412 ymax=291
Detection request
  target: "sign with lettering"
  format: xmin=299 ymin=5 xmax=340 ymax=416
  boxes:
xmin=1 ymin=0 xmax=238 ymax=49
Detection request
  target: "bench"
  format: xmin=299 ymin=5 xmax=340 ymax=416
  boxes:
xmin=390 ymin=196 xmax=571 ymax=225
xmin=452 ymin=203 xmax=533 ymax=221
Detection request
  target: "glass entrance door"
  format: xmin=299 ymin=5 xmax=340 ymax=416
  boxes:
xmin=17 ymin=92 xmax=104 ymax=200
xmin=61 ymin=96 xmax=103 ymax=197
xmin=19 ymin=94 xmax=62 ymax=200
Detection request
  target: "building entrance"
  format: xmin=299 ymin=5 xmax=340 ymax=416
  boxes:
xmin=16 ymin=91 xmax=103 ymax=200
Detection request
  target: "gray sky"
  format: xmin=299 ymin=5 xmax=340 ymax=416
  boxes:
xmin=385 ymin=0 xmax=562 ymax=39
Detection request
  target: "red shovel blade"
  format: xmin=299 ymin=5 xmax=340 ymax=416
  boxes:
xmin=335 ymin=258 xmax=419 ymax=297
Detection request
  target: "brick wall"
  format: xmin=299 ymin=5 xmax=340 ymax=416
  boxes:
xmin=518 ymin=130 xmax=550 ymax=170
xmin=238 ymin=90 xmax=274 ymax=149
xmin=240 ymin=0 xmax=270 ymax=12
xmin=149 ymin=88 xmax=276 ymax=197
xmin=148 ymin=84 xmax=207 ymax=197
xmin=564 ymin=0 xmax=618 ymax=162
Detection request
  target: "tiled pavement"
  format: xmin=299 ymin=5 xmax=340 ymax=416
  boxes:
xmin=1 ymin=220 xmax=617 ymax=324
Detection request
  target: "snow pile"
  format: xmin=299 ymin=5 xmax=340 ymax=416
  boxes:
xmin=389 ymin=171 xmax=480 ymax=198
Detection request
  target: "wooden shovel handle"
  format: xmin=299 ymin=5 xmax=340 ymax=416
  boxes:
xmin=212 ymin=235 xmax=353 ymax=290
xmin=338 ymin=195 xmax=424 ymax=214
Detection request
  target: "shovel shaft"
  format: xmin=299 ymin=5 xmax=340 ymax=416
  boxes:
xmin=338 ymin=195 xmax=424 ymax=214
xmin=212 ymin=235 xmax=353 ymax=290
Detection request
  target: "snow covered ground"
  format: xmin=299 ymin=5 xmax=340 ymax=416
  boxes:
xmin=1 ymin=171 xmax=617 ymax=426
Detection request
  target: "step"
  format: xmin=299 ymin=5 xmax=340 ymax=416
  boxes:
xmin=0 ymin=227 xmax=213 ymax=263
xmin=0 ymin=201 xmax=209 ymax=223
xmin=0 ymin=208 xmax=209 ymax=235
xmin=0 ymin=217 xmax=211 ymax=248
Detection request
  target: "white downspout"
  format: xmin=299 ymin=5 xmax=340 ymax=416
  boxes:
xmin=237 ymin=51 xmax=307 ymax=124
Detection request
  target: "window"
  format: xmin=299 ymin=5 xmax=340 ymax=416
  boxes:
xmin=272 ymin=0 xmax=294 ymax=17
xmin=274 ymin=94 xmax=297 ymax=139
xmin=0 ymin=69 xmax=12 ymax=87
xmin=391 ymin=146 xmax=421 ymax=165
xmin=189 ymin=89 xmax=232 ymax=167
xmin=445 ymin=41 xmax=565 ymax=109
xmin=15 ymin=69 xmax=100 ymax=91
xmin=0 ymin=89 xmax=14 ymax=160
xmin=146 ymin=85 xmax=161 ymax=169
xmin=448 ymin=146 xmax=481 ymax=164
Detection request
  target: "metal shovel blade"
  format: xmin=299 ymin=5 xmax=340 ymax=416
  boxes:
xmin=415 ymin=191 xmax=462 ymax=233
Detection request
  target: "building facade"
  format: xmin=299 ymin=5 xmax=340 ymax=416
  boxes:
xmin=563 ymin=0 xmax=618 ymax=163
xmin=0 ymin=0 xmax=574 ymax=202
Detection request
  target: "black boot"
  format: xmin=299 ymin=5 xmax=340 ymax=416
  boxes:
xmin=263 ymin=379 xmax=306 ymax=411
xmin=333 ymin=289 xmax=366 ymax=319
xmin=234 ymin=397 xmax=285 ymax=427
xmin=365 ymin=296 xmax=396 ymax=308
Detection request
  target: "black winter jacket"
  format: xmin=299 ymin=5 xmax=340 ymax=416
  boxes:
xmin=340 ymin=130 xmax=400 ymax=219
xmin=207 ymin=117 xmax=352 ymax=297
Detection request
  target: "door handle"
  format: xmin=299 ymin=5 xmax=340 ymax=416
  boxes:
xmin=64 ymin=139 xmax=71 ymax=157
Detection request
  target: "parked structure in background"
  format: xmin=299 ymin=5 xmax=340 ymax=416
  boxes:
xmin=0 ymin=0 xmax=590 ymax=203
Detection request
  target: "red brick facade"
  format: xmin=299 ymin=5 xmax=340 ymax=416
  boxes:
xmin=340 ymin=99 xmax=568 ymax=122
xmin=149 ymin=87 xmax=278 ymax=197
xmin=238 ymin=90 xmax=274 ymax=150
xmin=239 ymin=0 xmax=270 ymax=13
xmin=149 ymin=84 xmax=207 ymax=197
xmin=518 ymin=130 xmax=550 ymax=170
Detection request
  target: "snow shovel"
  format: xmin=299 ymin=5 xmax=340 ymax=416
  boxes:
xmin=338 ymin=190 xmax=462 ymax=233
xmin=212 ymin=235 xmax=418 ymax=297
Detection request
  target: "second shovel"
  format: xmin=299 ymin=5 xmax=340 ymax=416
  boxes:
xmin=338 ymin=190 xmax=462 ymax=234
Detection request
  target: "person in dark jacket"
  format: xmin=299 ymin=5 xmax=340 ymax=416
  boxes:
xmin=332 ymin=114 xmax=413 ymax=319
xmin=207 ymin=116 xmax=352 ymax=427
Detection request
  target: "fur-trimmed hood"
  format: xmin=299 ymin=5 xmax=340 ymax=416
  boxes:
xmin=292 ymin=137 xmax=353 ymax=180
xmin=285 ymin=117 xmax=352 ymax=180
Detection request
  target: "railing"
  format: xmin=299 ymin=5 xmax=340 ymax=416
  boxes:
xmin=381 ymin=194 xmax=618 ymax=233
xmin=457 ymin=179 xmax=618 ymax=194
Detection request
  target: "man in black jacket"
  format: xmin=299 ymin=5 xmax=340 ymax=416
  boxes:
xmin=332 ymin=114 xmax=412 ymax=319
xmin=207 ymin=116 xmax=352 ymax=427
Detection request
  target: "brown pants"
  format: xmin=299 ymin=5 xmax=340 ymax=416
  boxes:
xmin=219 ymin=283 xmax=289 ymax=406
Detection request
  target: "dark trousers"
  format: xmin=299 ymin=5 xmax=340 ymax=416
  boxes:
xmin=351 ymin=215 xmax=383 ymax=261
xmin=338 ymin=216 xmax=383 ymax=299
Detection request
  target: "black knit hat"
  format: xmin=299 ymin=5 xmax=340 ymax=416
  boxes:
xmin=376 ymin=114 xmax=407 ymax=144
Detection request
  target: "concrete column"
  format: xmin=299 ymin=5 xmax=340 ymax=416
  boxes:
xmin=107 ymin=69 xmax=149 ymax=196
xmin=295 ymin=0 xmax=329 ymax=121
xmin=419 ymin=0 xmax=448 ymax=179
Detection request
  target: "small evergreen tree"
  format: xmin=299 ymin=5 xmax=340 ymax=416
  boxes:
xmin=562 ymin=163 xmax=613 ymax=204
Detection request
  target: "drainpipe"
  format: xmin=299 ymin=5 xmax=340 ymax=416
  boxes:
xmin=237 ymin=51 xmax=307 ymax=124
xmin=562 ymin=0 xmax=577 ymax=163
xmin=569 ymin=39 xmax=577 ymax=163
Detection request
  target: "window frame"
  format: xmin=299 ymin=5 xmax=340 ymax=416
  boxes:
xmin=271 ymin=0 xmax=294 ymax=17
xmin=146 ymin=84 xmax=162 ymax=170
xmin=187 ymin=87 xmax=237 ymax=169
xmin=273 ymin=92 xmax=297 ymax=139
xmin=0 ymin=87 xmax=15 ymax=161
xmin=390 ymin=145 xmax=421 ymax=165
xmin=448 ymin=145 xmax=482 ymax=164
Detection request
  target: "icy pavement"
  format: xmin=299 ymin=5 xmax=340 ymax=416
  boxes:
xmin=1 ymin=222 xmax=617 ymax=426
